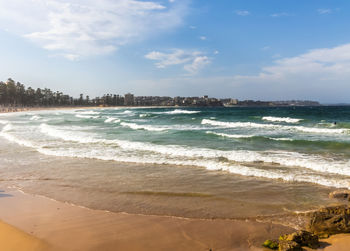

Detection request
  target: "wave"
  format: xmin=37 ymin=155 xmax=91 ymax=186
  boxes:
xmin=0 ymin=120 xmax=8 ymax=124
xmin=75 ymin=114 xmax=99 ymax=119
xmin=262 ymin=116 xmax=302 ymax=123
xmin=75 ymin=110 xmax=100 ymax=115
xmin=120 ymin=122 xmax=167 ymax=132
xmin=269 ymin=137 xmax=294 ymax=141
xmin=21 ymin=141 xmax=350 ymax=189
xmin=3 ymin=123 xmax=350 ymax=188
xmin=39 ymin=123 xmax=101 ymax=144
xmin=30 ymin=115 xmax=42 ymax=121
xmin=206 ymin=131 xmax=254 ymax=139
xmin=2 ymin=123 xmax=13 ymax=132
xmin=104 ymin=117 xmax=121 ymax=123
xmin=163 ymin=109 xmax=200 ymax=115
xmin=0 ymin=124 xmax=37 ymax=148
xmin=201 ymin=119 xmax=349 ymax=134
xmin=16 ymin=123 xmax=350 ymax=178
xmin=139 ymin=114 xmax=151 ymax=118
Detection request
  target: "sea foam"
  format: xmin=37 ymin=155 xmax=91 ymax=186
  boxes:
xmin=104 ymin=117 xmax=121 ymax=123
xmin=201 ymin=119 xmax=349 ymax=134
xmin=262 ymin=116 xmax=302 ymax=123
xmin=120 ymin=122 xmax=167 ymax=132
xmin=163 ymin=109 xmax=200 ymax=114
xmin=206 ymin=131 xmax=254 ymax=139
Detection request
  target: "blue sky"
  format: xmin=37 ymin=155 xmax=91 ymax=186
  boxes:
xmin=0 ymin=0 xmax=350 ymax=103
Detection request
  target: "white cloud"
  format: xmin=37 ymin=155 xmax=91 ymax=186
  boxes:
xmin=199 ymin=36 xmax=207 ymax=41
xmin=270 ymin=12 xmax=291 ymax=17
xmin=0 ymin=0 xmax=188 ymax=60
xmin=317 ymin=8 xmax=332 ymax=14
xmin=141 ymin=43 xmax=350 ymax=102
xmin=184 ymin=56 xmax=210 ymax=74
xmin=145 ymin=49 xmax=211 ymax=74
xmin=225 ymin=43 xmax=350 ymax=101
xmin=235 ymin=10 xmax=250 ymax=16
xmin=261 ymin=46 xmax=270 ymax=51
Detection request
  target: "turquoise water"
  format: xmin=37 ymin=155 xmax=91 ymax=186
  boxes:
xmin=0 ymin=106 xmax=349 ymax=219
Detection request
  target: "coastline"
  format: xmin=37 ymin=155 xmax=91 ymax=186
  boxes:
xmin=1 ymin=107 xmax=350 ymax=250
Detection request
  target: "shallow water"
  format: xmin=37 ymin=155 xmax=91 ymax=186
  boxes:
xmin=0 ymin=106 xmax=348 ymax=219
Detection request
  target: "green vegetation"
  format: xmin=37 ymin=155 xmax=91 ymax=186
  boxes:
xmin=262 ymin=239 xmax=279 ymax=249
xmin=0 ymin=78 xmax=124 ymax=107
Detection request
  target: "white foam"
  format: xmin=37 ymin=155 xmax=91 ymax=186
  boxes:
xmin=39 ymin=123 xmax=101 ymax=144
xmin=201 ymin=119 xmax=349 ymax=134
xmin=262 ymin=116 xmax=302 ymax=123
xmin=268 ymin=137 xmax=294 ymax=141
xmin=120 ymin=122 xmax=167 ymax=132
xmin=202 ymin=119 xmax=280 ymax=129
xmin=2 ymin=123 xmax=13 ymax=132
xmin=75 ymin=114 xmax=99 ymax=119
xmin=0 ymin=120 xmax=8 ymax=124
xmin=30 ymin=115 xmax=41 ymax=121
xmin=104 ymin=117 xmax=121 ymax=123
xmin=34 ymin=145 xmax=350 ymax=189
xmin=206 ymin=131 xmax=253 ymax=139
xmin=139 ymin=114 xmax=150 ymax=118
xmin=75 ymin=110 xmax=100 ymax=115
xmin=0 ymin=130 xmax=37 ymax=148
xmin=35 ymin=124 xmax=350 ymax=177
xmin=163 ymin=109 xmax=200 ymax=114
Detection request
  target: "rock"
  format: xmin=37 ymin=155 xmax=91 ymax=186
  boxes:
xmin=306 ymin=205 xmax=350 ymax=237
xmin=329 ymin=190 xmax=350 ymax=200
xmin=279 ymin=230 xmax=319 ymax=249
xmin=263 ymin=239 xmax=279 ymax=249
xmin=278 ymin=240 xmax=302 ymax=251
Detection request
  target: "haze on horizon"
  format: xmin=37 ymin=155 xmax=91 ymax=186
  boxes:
xmin=0 ymin=0 xmax=350 ymax=103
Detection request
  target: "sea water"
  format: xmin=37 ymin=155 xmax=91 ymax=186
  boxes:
xmin=0 ymin=106 xmax=349 ymax=220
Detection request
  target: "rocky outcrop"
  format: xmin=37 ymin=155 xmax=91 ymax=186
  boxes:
xmin=263 ymin=230 xmax=319 ymax=251
xmin=278 ymin=240 xmax=301 ymax=251
xmin=306 ymin=205 xmax=350 ymax=238
xmin=279 ymin=230 xmax=319 ymax=249
xmin=329 ymin=190 xmax=350 ymax=201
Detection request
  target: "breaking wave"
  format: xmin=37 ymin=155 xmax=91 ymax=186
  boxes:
xmin=104 ymin=117 xmax=121 ymax=123
xmin=262 ymin=116 xmax=302 ymax=123
xmin=201 ymin=119 xmax=349 ymax=134
xmin=120 ymin=122 xmax=167 ymax=132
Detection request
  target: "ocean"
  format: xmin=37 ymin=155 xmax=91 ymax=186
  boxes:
xmin=0 ymin=106 xmax=349 ymax=221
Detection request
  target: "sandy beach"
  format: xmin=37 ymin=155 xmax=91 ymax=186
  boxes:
xmin=0 ymin=189 xmax=294 ymax=251
xmin=0 ymin=189 xmax=349 ymax=250
xmin=1 ymin=107 xmax=350 ymax=250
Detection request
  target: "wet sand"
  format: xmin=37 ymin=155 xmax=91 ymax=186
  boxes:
xmin=0 ymin=189 xmax=296 ymax=251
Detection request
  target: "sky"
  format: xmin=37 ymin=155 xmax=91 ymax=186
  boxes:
xmin=0 ymin=0 xmax=350 ymax=103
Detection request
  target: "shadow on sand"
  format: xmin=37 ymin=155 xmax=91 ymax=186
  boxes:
xmin=0 ymin=190 xmax=13 ymax=198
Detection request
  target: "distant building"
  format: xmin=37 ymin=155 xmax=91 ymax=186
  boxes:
xmin=124 ymin=93 xmax=134 ymax=106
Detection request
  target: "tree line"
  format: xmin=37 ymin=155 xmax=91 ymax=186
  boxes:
xmin=0 ymin=78 xmax=124 ymax=107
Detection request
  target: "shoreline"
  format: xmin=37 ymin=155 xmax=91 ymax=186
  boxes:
xmin=1 ymin=107 xmax=350 ymax=250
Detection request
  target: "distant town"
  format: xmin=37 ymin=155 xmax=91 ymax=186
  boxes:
xmin=0 ymin=78 xmax=320 ymax=108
